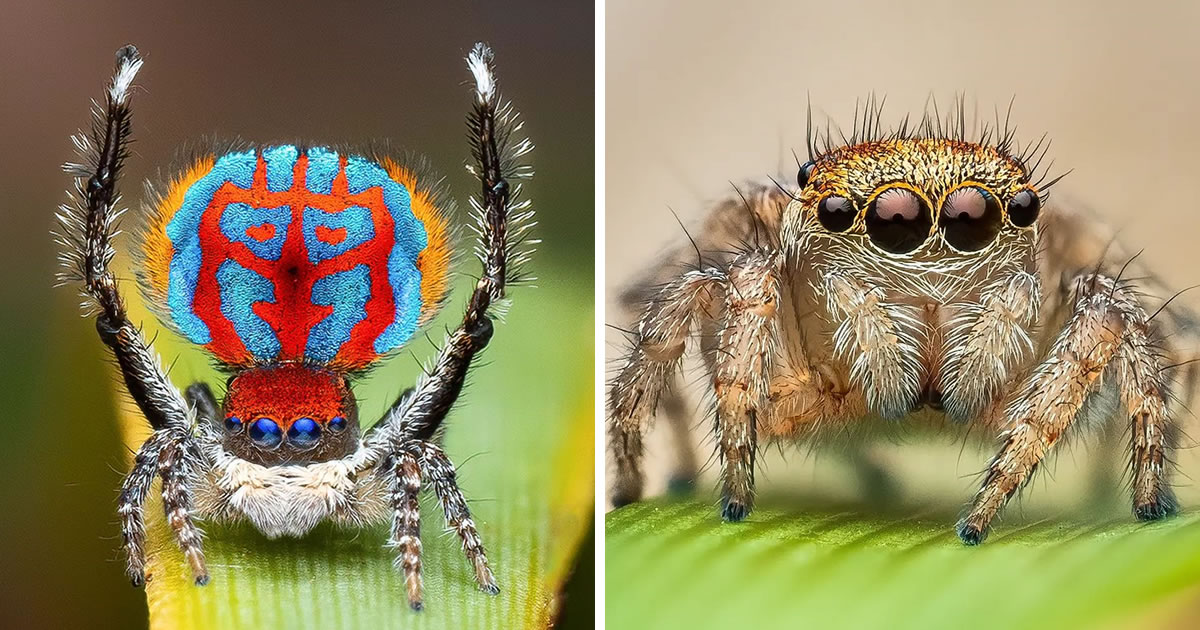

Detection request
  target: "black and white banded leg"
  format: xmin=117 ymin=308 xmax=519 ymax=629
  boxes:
xmin=57 ymin=45 xmax=203 ymax=586
xmin=360 ymin=42 xmax=533 ymax=608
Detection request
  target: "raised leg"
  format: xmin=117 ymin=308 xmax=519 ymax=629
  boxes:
xmin=712 ymin=251 xmax=781 ymax=521
xmin=388 ymin=447 xmax=425 ymax=610
xmin=58 ymin=45 xmax=199 ymax=586
xmin=421 ymin=442 xmax=499 ymax=594
xmin=958 ymin=273 xmax=1175 ymax=544
xmin=357 ymin=44 xmax=531 ymax=604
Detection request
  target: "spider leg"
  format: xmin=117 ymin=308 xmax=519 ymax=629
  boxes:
xmin=608 ymin=268 xmax=724 ymax=505
xmin=711 ymin=250 xmax=781 ymax=521
xmin=184 ymin=382 xmax=220 ymax=425
xmin=958 ymin=273 xmax=1176 ymax=544
xmin=158 ymin=441 xmax=208 ymax=585
xmin=357 ymin=44 xmax=531 ymax=602
xmin=58 ymin=46 xmax=204 ymax=585
xmin=387 ymin=446 xmax=425 ymax=610
xmin=56 ymin=45 xmax=189 ymax=432
xmin=421 ymin=442 xmax=499 ymax=594
xmin=118 ymin=430 xmax=171 ymax=586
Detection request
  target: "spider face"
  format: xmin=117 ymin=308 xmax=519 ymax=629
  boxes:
xmin=222 ymin=364 xmax=358 ymax=464
xmin=786 ymin=138 xmax=1041 ymax=263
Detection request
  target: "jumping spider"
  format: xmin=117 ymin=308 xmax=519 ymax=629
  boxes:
xmin=56 ymin=43 xmax=535 ymax=610
xmin=609 ymin=101 xmax=1197 ymax=543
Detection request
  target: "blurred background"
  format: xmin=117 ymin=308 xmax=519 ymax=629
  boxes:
xmin=606 ymin=0 xmax=1200 ymax=537
xmin=0 ymin=1 xmax=592 ymax=628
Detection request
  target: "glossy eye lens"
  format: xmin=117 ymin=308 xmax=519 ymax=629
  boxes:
xmin=1007 ymin=189 xmax=1041 ymax=227
xmin=865 ymin=187 xmax=933 ymax=254
xmin=287 ymin=417 xmax=321 ymax=448
xmin=248 ymin=417 xmax=283 ymax=449
xmin=328 ymin=415 xmax=347 ymax=433
xmin=797 ymin=161 xmax=816 ymax=188
xmin=224 ymin=415 xmax=244 ymax=433
xmin=816 ymin=195 xmax=857 ymax=232
xmin=940 ymin=186 xmax=1003 ymax=252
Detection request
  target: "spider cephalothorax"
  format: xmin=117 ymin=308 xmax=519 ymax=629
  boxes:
xmin=609 ymin=102 xmax=1193 ymax=544
xmin=58 ymin=43 xmax=534 ymax=610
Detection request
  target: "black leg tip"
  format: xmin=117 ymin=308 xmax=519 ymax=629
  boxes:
xmin=481 ymin=583 xmax=501 ymax=596
xmin=611 ymin=493 xmax=638 ymax=509
xmin=666 ymin=475 xmax=696 ymax=496
xmin=1134 ymin=496 xmax=1179 ymax=522
xmin=194 ymin=574 xmax=210 ymax=587
xmin=721 ymin=499 xmax=750 ymax=522
xmin=409 ymin=601 xmax=424 ymax=612
xmin=129 ymin=575 xmax=146 ymax=588
xmin=956 ymin=520 xmax=989 ymax=546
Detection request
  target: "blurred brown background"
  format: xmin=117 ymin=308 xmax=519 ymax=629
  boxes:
xmin=0 ymin=1 xmax=592 ymax=628
xmin=606 ymin=0 xmax=1200 ymax=514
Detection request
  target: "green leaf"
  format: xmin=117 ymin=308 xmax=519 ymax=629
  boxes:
xmin=606 ymin=497 xmax=1200 ymax=629
xmin=118 ymin=265 xmax=593 ymax=629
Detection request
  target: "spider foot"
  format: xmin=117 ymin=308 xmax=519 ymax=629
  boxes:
xmin=955 ymin=519 xmax=989 ymax=546
xmin=1134 ymin=491 xmax=1178 ymax=522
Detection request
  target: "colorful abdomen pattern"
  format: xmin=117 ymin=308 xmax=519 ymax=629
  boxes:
xmin=142 ymin=145 xmax=450 ymax=371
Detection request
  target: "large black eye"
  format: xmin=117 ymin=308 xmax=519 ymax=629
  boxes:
xmin=817 ymin=195 xmax=857 ymax=232
xmin=1007 ymin=189 xmax=1041 ymax=227
xmin=940 ymin=186 xmax=1003 ymax=252
xmin=866 ymin=187 xmax=933 ymax=254
xmin=287 ymin=417 xmax=321 ymax=449
xmin=797 ymin=161 xmax=815 ymax=188
xmin=249 ymin=417 xmax=283 ymax=449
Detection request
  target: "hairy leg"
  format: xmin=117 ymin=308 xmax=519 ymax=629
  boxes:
xmin=958 ymin=273 xmax=1175 ymax=543
xmin=712 ymin=251 xmax=781 ymax=521
xmin=421 ymin=442 xmax=498 ymax=593
xmin=388 ymin=447 xmax=424 ymax=610
xmin=58 ymin=46 xmax=204 ymax=585
xmin=159 ymin=441 xmax=208 ymax=585
xmin=609 ymin=268 xmax=723 ymax=505
xmin=118 ymin=430 xmax=170 ymax=586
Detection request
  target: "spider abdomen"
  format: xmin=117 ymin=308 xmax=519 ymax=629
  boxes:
xmin=141 ymin=145 xmax=452 ymax=370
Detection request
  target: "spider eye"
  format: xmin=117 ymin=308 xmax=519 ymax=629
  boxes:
xmin=287 ymin=417 xmax=321 ymax=448
xmin=328 ymin=415 xmax=347 ymax=433
xmin=1007 ymin=189 xmax=1041 ymax=227
xmin=940 ymin=186 xmax=1002 ymax=252
xmin=866 ymin=187 xmax=932 ymax=254
xmin=797 ymin=161 xmax=816 ymax=188
xmin=249 ymin=417 xmax=283 ymax=449
xmin=224 ymin=415 xmax=244 ymax=433
xmin=816 ymin=195 xmax=857 ymax=232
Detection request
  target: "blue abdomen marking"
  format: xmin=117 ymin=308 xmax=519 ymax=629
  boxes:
xmin=220 ymin=203 xmax=290 ymax=260
xmin=216 ymin=260 xmax=280 ymax=360
xmin=307 ymin=264 xmax=371 ymax=362
xmin=165 ymin=149 xmax=256 ymax=344
xmin=302 ymin=205 xmax=375 ymax=263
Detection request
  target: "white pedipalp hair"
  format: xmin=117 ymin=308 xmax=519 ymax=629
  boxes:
xmin=467 ymin=42 xmax=496 ymax=103
xmin=108 ymin=46 xmax=143 ymax=104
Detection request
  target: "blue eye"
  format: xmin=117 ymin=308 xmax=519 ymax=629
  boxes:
xmin=249 ymin=417 xmax=283 ymax=448
xmin=224 ymin=415 xmax=244 ymax=433
xmin=328 ymin=415 xmax=347 ymax=433
xmin=288 ymin=417 xmax=321 ymax=448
